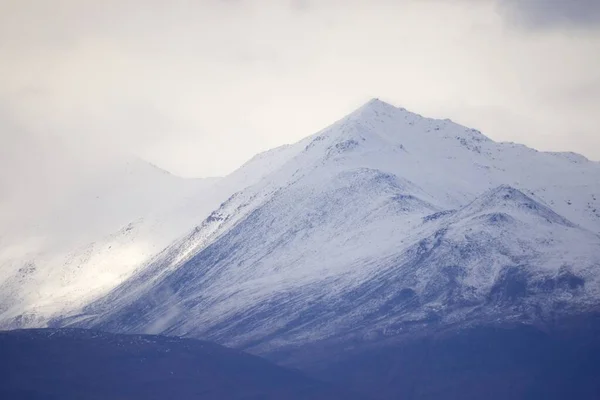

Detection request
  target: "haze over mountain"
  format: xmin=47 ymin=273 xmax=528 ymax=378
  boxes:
xmin=0 ymin=151 xmax=216 ymax=328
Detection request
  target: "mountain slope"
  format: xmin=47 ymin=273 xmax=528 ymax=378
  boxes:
xmin=0 ymin=328 xmax=363 ymax=400
xmin=83 ymin=184 xmax=600 ymax=351
xmin=67 ymin=99 xmax=600 ymax=357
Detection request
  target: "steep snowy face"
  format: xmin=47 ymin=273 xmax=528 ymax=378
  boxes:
xmin=75 ymin=99 xmax=600 ymax=353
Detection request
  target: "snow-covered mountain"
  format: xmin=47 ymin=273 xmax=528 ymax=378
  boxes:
xmin=60 ymin=99 xmax=600 ymax=357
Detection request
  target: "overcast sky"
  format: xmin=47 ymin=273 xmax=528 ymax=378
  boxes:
xmin=1 ymin=0 xmax=599 ymax=179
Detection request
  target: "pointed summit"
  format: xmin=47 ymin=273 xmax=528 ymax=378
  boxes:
xmin=363 ymin=97 xmax=394 ymax=108
xmin=341 ymin=98 xmax=403 ymax=126
xmin=356 ymin=98 xmax=398 ymax=113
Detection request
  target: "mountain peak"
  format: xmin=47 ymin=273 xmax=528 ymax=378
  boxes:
xmin=354 ymin=98 xmax=398 ymax=114
xmin=471 ymin=185 xmax=540 ymax=209
xmin=363 ymin=97 xmax=394 ymax=107
xmin=338 ymin=98 xmax=404 ymax=130
xmin=463 ymin=185 xmax=575 ymax=226
xmin=487 ymin=184 xmax=524 ymax=199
